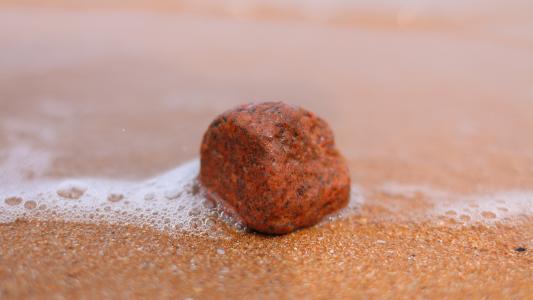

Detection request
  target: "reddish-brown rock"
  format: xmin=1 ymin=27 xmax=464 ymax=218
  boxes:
xmin=199 ymin=102 xmax=350 ymax=234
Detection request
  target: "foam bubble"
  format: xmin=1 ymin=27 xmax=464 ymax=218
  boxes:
xmin=4 ymin=196 xmax=23 ymax=206
xmin=107 ymin=193 xmax=124 ymax=203
xmin=24 ymin=200 xmax=37 ymax=210
xmin=144 ymin=192 xmax=155 ymax=201
xmin=164 ymin=188 xmax=182 ymax=200
xmin=56 ymin=180 xmax=88 ymax=199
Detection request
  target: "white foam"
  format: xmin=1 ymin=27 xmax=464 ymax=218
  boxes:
xmin=432 ymin=190 xmax=533 ymax=223
xmin=0 ymin=160 xmax=241 ymax=237
xmin=380 ymin=182 xmax=450 ymax=199
xmin=2 ymin=153 xmax=530 ymax=235
xmin=0 ymin=144 xmax=52 ymax=187
xmin=0 ymin=151 xmax=368 ymax=235
xmin=379 ymin=182 xmax=533 ymax=224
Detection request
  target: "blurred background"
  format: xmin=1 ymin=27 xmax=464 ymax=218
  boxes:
xmin=1 ymin=0 xmax=532 ymax=192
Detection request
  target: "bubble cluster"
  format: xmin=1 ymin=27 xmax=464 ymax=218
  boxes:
xmin=2 ymin=159 xmax=531 ymax=236
xmin=0 ymin=160 xmax=243 ymax=236
xmin=380 ymin=183 xmax=533 ymax=224
xmin=432 ymin=191 xmax=533 ymax=224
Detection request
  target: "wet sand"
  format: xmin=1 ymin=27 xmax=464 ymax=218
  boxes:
xmin=2 ymin=219 xmax=532 ymax=299
xmin=1 ymin=1 xmax=533 ymax=299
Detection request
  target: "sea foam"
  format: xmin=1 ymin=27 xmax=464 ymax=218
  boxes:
xmin=0 ymin=160 xmax=241 ymax=237
xmin=1 ymin=158 xmax=532 ymax=236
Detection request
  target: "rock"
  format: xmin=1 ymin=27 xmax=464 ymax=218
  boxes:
xmin=199 ymin=102 xmax=350 ymax=234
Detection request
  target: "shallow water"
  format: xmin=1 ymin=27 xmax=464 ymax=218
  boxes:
xmin=1 ymin=1 xmax=532 ymax=232
xmin=1 ymin=156 xmax=532 ymax=235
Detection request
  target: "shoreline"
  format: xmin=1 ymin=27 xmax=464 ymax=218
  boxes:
xmin=1 ymin=2 xmax=532 ymax=298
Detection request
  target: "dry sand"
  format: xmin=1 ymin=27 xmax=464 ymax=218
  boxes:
xmin=1 ymin=1 xmax=532 ymax=299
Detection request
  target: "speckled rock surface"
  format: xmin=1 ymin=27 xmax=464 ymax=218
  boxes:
xmin=199 ymin=102 xmax=351 ymax=234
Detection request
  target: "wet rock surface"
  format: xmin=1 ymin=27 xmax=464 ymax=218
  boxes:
xmin=200 ymin=102 xmax=351 ymax=234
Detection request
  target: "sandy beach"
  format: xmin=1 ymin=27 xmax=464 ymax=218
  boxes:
xmin=1 ymin=1 xmax=532 ymax=298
